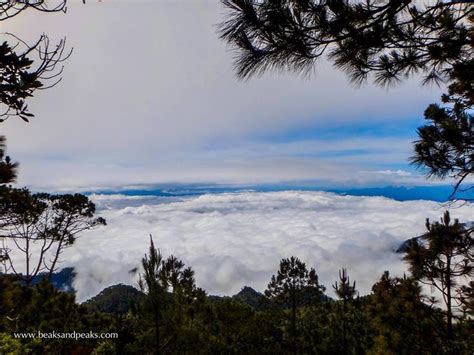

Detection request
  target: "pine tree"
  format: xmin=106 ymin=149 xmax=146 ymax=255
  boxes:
xmin=403 ymin=211 xmax=473 ymax=340
xmin=138 ymin=236 xmax=166 ymax=355
xmin=137 ymin=237 xmax=207 ymax=354
xmin=369 ymin=271 xmax=444 ymax=354
xmin=411 ymin=60 xmax=473 ymax=197
xmin=332 ymin=268 xmax=357 ymax=354
xmin=0 ymin=137 xmax=17 ymax=185
xmin=219 ymin=0 xmax=472 ymax=85
xmin=0 ymin=189 xmax=106 ymax=284
xmin=265 ymin=256 xmax=326 ymax=354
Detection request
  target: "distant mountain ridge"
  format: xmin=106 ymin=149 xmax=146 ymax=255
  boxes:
xmin=330 ymin=185 xmax=474 ymax=202
xmin=83 ymin=285 xmax=267 ymax=314
xmin=208 ymin=286 xmax=266 ymax=309
xmin=18 ymin=267 xmax=76 ymax=292
xmin=87 ymin=184 xmax=473 ymax=203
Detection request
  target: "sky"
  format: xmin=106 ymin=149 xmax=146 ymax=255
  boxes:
xmin=1 ymin=0 xmax=446 ymax=191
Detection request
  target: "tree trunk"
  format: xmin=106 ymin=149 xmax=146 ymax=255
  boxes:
xmin=446 ymin=255 xmax=453 ymax=340
xmin=154 ymin=299 xmax=161 ymax=355
xmin=291 ymin=286 xmax=296 ymax=355
xmin=342 ymin=298 xmax=347 ymax=354
xmin=48 ymin=237 xmax=64 ymax=281
xmin=25 ymin=235 xmax=31 ymax=285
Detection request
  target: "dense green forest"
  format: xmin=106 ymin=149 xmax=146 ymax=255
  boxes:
xmin=0 ymin=0 xmax=473 ymax=353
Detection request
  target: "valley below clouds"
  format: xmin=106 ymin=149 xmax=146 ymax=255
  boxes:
xmin=63 ymin=191 xmax=474 ymax=301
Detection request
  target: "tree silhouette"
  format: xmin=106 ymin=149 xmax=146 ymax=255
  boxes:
xmin=411 ymin=60 xmax=473 ymax=198
xmin=0 ymin=137 xmax=17 ymax=184
xmin=0 ymin=0 xmax=75 ymax=273
xmin=0 ymin=0 xmax=71 ymax=22
xmin=332 ymin=268 xmax=357 ymax=353
xmin=0 ymin=35 xmax=71 ymax=122
xmin=0 ymin=0 xmax=92 ymax=282
xmin=403 ymin=211 xmax=473 ymax=339
xmin=459 ymin=280 xmax=474 ymax=317
xmin=0 ymin=0 xmax=80 ymax=121
xmin=0 ymin=189 xmax=106 ymax=284
xmin=369 ymin=271 xmax=444 ymax=353
xmin=137 ymin=237 xmax=206 ymax=354
xmin=219 ymin=0 xmax=472 ymax=85
xmin=333 ymin=267 xmax=357 ymax=301
xmin=138 ymin=236 xmax=166 ymax=355
xmin=265 ymin=256 xmax=326 ymax=354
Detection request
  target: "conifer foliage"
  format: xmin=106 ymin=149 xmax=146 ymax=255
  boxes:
xmin=404 ymin=211 xmax=474 ymax=340
xmin=219 ymin=0 xmax=472 ymax=85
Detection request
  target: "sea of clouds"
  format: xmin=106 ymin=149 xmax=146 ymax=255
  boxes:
xmin=59 ymin=191 xmax=474 ymax=302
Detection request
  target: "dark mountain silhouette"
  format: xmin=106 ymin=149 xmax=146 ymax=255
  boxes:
xmin=232 ymin=286 xmax=265 ymax=309
xmin=83 ymin=284 xmax=143 ymax=314
xmin=396 ymin=237 xmax=421 ymax=253
xmin=30 ymin=267 xmax=76 ymax=293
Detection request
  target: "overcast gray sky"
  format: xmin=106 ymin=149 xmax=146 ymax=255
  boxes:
xmin=2 ymin=0 xmax=443 ymax=190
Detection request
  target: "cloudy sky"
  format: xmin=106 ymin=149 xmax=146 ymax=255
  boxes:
xmin=1 ymin=0 xmax=444 ymax=191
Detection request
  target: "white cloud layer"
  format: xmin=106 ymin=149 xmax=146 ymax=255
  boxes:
xmin=52 ymin=191 xmax=474 ymax=301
